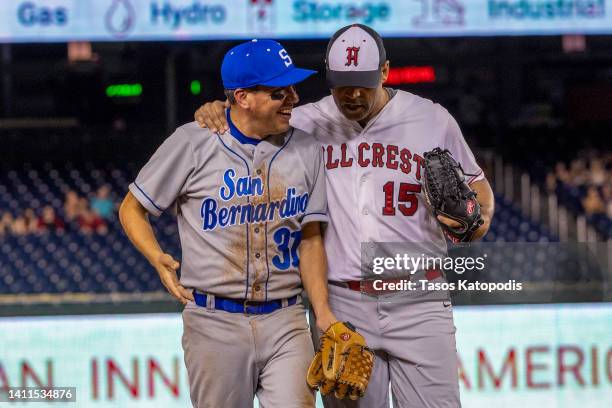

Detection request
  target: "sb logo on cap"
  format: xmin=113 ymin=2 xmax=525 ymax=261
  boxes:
xmin=279 ymin=49 xmax=293 ymax=67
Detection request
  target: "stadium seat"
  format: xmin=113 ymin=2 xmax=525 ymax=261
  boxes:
xmin=0 ymin=162 xmax=595 ymax=297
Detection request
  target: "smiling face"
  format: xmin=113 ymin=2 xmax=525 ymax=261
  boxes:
xmin=234 ymin=85 xmax=299 ymax=136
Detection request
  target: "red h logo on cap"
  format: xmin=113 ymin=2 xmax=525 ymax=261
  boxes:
xmin=345 ymin=47 xmax=360 ymax=67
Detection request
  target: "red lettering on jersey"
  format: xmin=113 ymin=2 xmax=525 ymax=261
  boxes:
xmin=399 ymin=148 xmax=412 ymax=174
xmin=372 ymin=143 xmax=385 ymax=167
xmin=386 ymin=145 xmax=399 ymax=170
xmin=339 ymin=143 xmax=353 ymax=167
xmin=325 ymin=145 xmax=339 ymax=169
xmin=346 ymin=47 xmax=360 ymax=67
xmin=413 ymin=154 xmax=424 ymax=180
xmin=344 ymin=143 xmax=423 ymax=176
xmin=358 ymin=143 xmax=370 ymax=167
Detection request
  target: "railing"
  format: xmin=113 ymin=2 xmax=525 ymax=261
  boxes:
xmin=483 ymin=151 xmax=607 ymax=243
xmin=485 ymin=151 xmax=611 ymax=292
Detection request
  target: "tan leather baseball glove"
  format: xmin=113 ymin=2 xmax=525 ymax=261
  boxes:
xmin=307 ymin=321 xmax=375 ymax=400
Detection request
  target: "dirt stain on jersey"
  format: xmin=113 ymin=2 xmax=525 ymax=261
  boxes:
xmin=223 ymin=196 xmax=249 ymax=282
xmin=267 ymin=174 xmax=288 ymax=203
xmin=251 ymin=165 xmax=268 ymax=206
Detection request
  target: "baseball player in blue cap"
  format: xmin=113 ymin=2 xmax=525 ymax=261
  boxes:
xmin=119 ymin=39 xmax=338 ymax=407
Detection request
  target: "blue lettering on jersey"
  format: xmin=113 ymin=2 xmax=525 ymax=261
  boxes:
xmin=201 ymin=198 xmax=218 ymax=230
xmin=202 ymin=169 xmax=308 ymax=231
xmin=272 ymin=227 xmax=301 ymax=270
xmin=201 ymin=187 xmax=309 ymax=231
xmin=219 ymin=168 xmax=264 ymax=201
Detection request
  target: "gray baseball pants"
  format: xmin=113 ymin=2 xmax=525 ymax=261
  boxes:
xmin=312 ymin=284 xmax=461 ymax=408
xmin=182 ymin=300 xmax=315 ymax=408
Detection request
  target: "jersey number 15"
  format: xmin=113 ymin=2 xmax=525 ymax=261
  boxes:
xmin=382 ymin=181 xmax=421 ymax=216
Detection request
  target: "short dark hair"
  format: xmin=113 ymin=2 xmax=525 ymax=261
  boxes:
xmin=224 ymin=89 xmax=237 ymax=105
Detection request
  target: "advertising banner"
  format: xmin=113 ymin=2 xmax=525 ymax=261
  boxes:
xmin=0 ymin=0 xmax=610 ymax=43
xmin=0 ymin=303 xmax=610 ymax=407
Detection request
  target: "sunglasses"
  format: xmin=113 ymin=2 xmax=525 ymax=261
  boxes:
xmin=245 ymin=85 xmax=297 ymax=101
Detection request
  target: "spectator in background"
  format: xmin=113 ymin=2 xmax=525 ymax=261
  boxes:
xmin=0 ymin=212 xmax=14 ymax=236
xmin=582 ymin=186 xmax=606 ymax=216
xmin=589 ymin=158 xmax=606 ymax=187
xmin=78 ymin=208 xmax=107 ymax=235
xmin=23 ymin=209 xmax=38 ymax=234
xmin=11 ymin=213 xmax=28 ymax=236
xmin=36 ymin=205 xmax=65 ymax=233
xmin=78 ymin=197 xmax=89 ymax=215
xmin=602 ymin=184 xmax=612 ymax=219
xmin=569 ymin=159 xmax=587 ymax=186
xmin=90 ymin=185 xmax=114 ymax=219
xmin=548 ymin=153 xmax=611 ymax=239
xmin=554 ymin=162 xmax=571 ymax=185
xmin=545 ymin=172 xmax=558 ymax=193
xmin=64 ymin=190 xmax=82 ymax=222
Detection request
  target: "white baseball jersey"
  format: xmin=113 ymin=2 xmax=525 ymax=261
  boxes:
xmin=290 ymin=89 xmax=484 ymax=282
xmin=129 ymin=120 xmax=328 ymax=300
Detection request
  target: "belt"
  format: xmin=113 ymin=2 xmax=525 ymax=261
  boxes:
xmin=331 ymin=269 xmax=443 ymax=295
xmin=192 ymin=291 xmax=298 ymax=315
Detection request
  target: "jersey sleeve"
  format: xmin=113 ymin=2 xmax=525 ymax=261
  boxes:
xmin=301 ymin=144 xmax=328 ymax=227
xmin=129 ymin=128 xmax=196 ymax=217
xmin=290 ymin=105 xmax=317 ymax=135
xmin=291 ymin=99 xmax=338 ymax=143
xmin=443 ymin=114 xmax=485 ymax=184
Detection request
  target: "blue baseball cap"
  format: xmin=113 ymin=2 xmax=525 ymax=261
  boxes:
xmin=222 ymin=39 xmax=316 ymax=89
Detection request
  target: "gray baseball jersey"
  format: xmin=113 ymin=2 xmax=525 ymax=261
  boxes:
xmin=129 ymin=120 xmax=328 ymax=301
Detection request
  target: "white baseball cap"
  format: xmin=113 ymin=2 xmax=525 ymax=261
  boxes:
xmin=325 ymin=24 xmax=387 ymax=89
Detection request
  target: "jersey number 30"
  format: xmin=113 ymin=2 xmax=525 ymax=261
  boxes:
xmin=272 ymin=227 xmax=301 ymax=270
xmin=382 ymin=181 xmax=421 ymax=216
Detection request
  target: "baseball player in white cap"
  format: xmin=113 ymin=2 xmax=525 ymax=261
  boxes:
xmin=195 ymin=25 xmax=495 ymax=407
xmin=120 ymin=39 xmax=339 ymax=407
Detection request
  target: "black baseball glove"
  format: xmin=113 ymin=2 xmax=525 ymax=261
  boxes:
xmin=422 ymin=148 xmax=483 ymax=243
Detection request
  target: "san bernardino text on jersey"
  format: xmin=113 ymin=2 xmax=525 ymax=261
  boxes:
xmin=200 ymin=168 xmax=309 ymax=231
